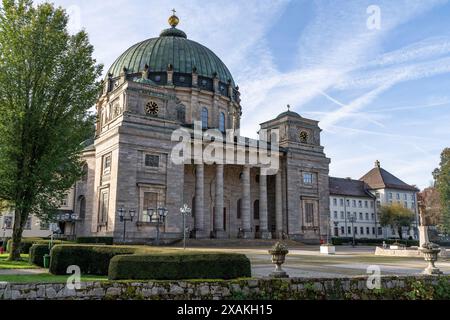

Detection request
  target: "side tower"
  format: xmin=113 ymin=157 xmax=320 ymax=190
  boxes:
xmin=260 ymin=109 xmax=330 ymax=243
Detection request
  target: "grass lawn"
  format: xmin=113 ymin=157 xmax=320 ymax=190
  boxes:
xmin=0 ymin=273 xmax=108 ymax=283
xmin=0 ymin=254 xmax=38 ymax=269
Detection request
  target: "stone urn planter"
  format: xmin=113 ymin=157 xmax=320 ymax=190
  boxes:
xmin=419 ymin=242 xmax=443 ymax=275
xmin=320 ymin=243 xmax=336 ymax=255
xmin=268 ymin=242 xmax=289 ymax=278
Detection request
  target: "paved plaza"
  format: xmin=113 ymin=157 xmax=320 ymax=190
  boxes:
xmin=175 ymin=244 xmax=450 ymax=278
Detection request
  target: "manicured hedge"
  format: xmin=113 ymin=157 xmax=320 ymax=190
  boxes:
xmin=6 ymin=238 xmax=69 ymax=254
xmin=76 ymin=237 xmax=114 ymax=245
xmin=331 ymin=237 xmax=419 ymax=247
xmin=29 ymin=244 xmax=50 ymax=267
xmin=6 ymin=238 xmax=44 ymax=254
xmin=108 ymin=252 xmax=252 ymax=280
xmin=49 ymin=245 xmax=140 ymax=275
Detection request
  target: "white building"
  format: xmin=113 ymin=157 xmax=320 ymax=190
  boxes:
xmin=360 ymin=161 xmax=419 ymax=239
xmin=329 ymin=177 xmax=379 ymax=239
xmin=0 ymin=212 xmax=51 ymax=239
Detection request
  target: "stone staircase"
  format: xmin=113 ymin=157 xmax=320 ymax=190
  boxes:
xmin=168 ymin=238 xmax=305 ymax=248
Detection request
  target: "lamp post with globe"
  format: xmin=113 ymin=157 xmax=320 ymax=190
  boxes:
xmin=180 ymin=204 xmax=191 ymax=250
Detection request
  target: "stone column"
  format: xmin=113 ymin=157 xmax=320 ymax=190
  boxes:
xmin=259 ymin=170 xmax=271 ymax=239
xmin=275 ymin=171 xmax=283 ymax=239
xmin=194 ymin=164 xmax=206 ymax=238
xmin=214 ymin=164 xmax=227 ymax=238
xmin=242 ymin=165 xmax=253 ymax=239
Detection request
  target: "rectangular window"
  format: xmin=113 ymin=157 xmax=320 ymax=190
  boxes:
xmin=340 ymin=211 xmax=344 ymax=219
xmin=24 ymin=217 xmax=32 ymax=230
xmin=404 ymin=194 xmax=407 ymax=200
xmin=333 ymin=198 xmax=337 ymax=206
xmin=99 ymin=191 xmax=109 ymax=224
xmin=341 ymin=226 xmax=345 ymax=234
xmin=103 ymin=154 xmax=111 ymax=174
xmin=365 ymin=212 xmax=369 ymax=220
xmin=366 ymin=227 xmax=370 ymax=235
xmin=354 ymin=227 xmax=358 ymax=235
xmin=358 ymin=200 xmax=362 ymax=208
xmin=365 ymin=201 xmax=368 ymax=208
xmin=359 ymin=212 xmax=363 ymax=220
xmin=360 ymin=227 xmax=364 ymax=235
xmin=378 ymin=227 xmax=383 ymax=235
xmin=145 ymin=154 xmax=160 ymax=168
xmin=305 ymin=203 xmax=314 ymax=224
xmin=143 ymin=192 xmax=158 ymax=222
xmin=411 ymin=194 xmax=415 ymax=201
xmin=371 ymin=213 xmax=375 ymax=220
xmin=61 ymin=194 xmax=68 ymax=207
xmin=389 ymin=193 xmax=393 ymax=199
xmin=352 ymin=200 xmax=356 ymax=207
xmin=333 ymin=211 xmax=338 ymax=219
xmin=340 ymin=199 xmax=344 ymax=206
xmin=346 ymin=199 xmax=350 ymax=207
xmin=376 ymin=192 xmax=380 ymax=199
xmin=372 ymin=227 xmax=376 ymax=235
xmin=370 ymin=201 xmax=374 ymax=208
xmin=303 ymin=173 xmax=313 ymax=185
xmin=348 ymin=226 xmax=352 ymax=234
xmin=4 ymin=216 xmax=13 ymax=229
xmin=397 ymin=193 xmax=400 ymax=200
xmin=40 ymin=220 xmax=49 ymax=230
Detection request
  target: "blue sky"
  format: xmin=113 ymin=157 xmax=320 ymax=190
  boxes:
xmin=38 ymin=0 xmax=450 ymax=189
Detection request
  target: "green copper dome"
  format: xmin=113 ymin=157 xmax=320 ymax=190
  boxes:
xmin=107 ymin=24 xmax=235 ymax=87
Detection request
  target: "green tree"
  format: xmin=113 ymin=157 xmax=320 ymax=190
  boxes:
xmin=433 ymin=148 xmax=450 ymax=235
xmin=0 ymin=0 xmax=102 ymax=260
xmin=379 ymin=203 xmax=415 ymax=240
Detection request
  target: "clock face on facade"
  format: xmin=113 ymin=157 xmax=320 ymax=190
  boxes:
xmin=299 ymin=130 xmax=308 ymax=143
xmin=145 ymin=101 xmax=159 ymax=115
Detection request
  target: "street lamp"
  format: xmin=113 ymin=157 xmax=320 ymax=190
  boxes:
xmin=118 ymin=208 xmax=135 ymax=243
xmin=147 ymin=207 xmax=168 ymax=245
xmin=348 ymin=213 xmax=356 ymax=247
xmin=180 ymin=204 xmax=192 ymax=250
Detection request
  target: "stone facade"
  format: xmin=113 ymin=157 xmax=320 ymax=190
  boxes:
xmin=60 ymin=18 xmax=330 ymax=244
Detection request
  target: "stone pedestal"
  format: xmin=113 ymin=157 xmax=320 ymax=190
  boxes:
xmin=320 ymin=245 xmax=336 ymax=255
xmin=242 ymin=231 xmax=255 ymax=239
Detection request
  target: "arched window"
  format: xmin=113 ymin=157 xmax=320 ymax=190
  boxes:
xmin=78 ymin=196 xmax=86 ymax=219
xmin=81 ymin=163 xmax=88 ymax=182
xmin=177 ymin=105 xmax=186 ymax=123
xmin=201 ymin=107 xmax=208 ymax=129
xmin=219 ymin=112 xmax=225 ymax=133
xmin=237 ymin=199 xmax=242 ymax=219
xmin=254 ymin=200 xmax=260 ymax=219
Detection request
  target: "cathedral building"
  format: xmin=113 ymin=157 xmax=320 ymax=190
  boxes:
xmin=59 ymin=13 xmax=331 ymax=244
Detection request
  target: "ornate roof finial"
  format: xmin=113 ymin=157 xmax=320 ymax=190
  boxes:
xmin=168 ymin=8 xmax=179 ymax=28
xmin=287 ymin=104 xmax=291 ymax=111
xmin=375 ymin=160 xmax=381 ymax=168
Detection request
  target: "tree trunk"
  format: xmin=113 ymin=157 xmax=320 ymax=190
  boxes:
xmin=397 ymin=226 xmax=403 ymax=240
xmin=8 ymin=210 xmax=25 ymax=261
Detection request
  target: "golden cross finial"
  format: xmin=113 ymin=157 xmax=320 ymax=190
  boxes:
xmin=168 ymin=8 xmax=179 ymax=27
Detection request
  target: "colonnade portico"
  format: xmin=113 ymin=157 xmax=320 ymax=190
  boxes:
xmin=193 ymin=163 xmax=283 ymax=239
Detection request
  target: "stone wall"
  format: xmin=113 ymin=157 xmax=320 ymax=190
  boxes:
xmin=1 ymin=276 xmax=449 ymax=300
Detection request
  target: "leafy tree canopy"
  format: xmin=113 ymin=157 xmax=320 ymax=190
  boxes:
xmin=433 ymin=148 xmax=450 ymax=235
xmin=379 ymin=203 xmax=415 ymax=240
xmin=0 ymin=0 xmax=102 ymax=259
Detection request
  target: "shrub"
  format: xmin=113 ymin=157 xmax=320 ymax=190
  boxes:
xmin=76 ymin=236 xmax=114 ymax=245
xmin=6 ymin=238 xmax=69 ymax=254
xmin=49 ymin=245 xmax=140 ymax=275
xmin=108 ymin=252 xmax=252 ymax=280
xmin=1 ymin=238 xmax=9 ymax=252
xmin=29 ymin=244 xmax=51 ymax=267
